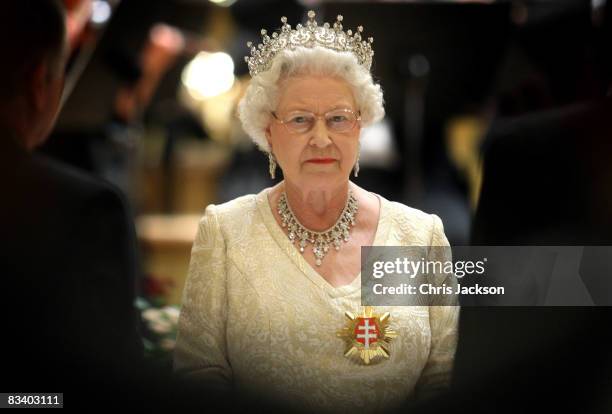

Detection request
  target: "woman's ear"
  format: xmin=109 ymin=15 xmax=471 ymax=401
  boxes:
xmin=30 ymin=62 xmax=50 ymax=113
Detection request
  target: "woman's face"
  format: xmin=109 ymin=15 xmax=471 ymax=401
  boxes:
xmin=265 ymin=75 xmax=360 ymax=192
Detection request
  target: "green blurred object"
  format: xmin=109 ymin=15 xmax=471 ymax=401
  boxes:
xmin=135 ymin=297 xmax=180 ymax=362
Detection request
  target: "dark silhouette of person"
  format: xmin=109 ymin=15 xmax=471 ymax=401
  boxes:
xmin=449 ymin=3 xmax=612 ymax=413
xmin=0 ymin=0 xmax=143 ymax=399
xmin=397 ymin=3 xmax=612 ymax=413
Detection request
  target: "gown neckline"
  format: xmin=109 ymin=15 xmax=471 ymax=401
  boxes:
xmin=255 ymin=186 xmax=389 ymax=298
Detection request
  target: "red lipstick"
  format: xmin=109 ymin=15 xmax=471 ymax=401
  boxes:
xmin=306 ymin=158 xmax=336 ymax=164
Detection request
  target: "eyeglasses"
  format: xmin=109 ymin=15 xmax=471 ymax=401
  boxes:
xmin=271 ymin=108 xmax=361 ymax=135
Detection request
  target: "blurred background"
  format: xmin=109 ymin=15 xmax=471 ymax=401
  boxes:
xmin=40 ymin=0 xmax=611 ymax=318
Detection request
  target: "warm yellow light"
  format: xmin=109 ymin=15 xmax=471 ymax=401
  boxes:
xmin=181 ymin=51 xmax=235 ymax=99
xmin=208 ymin=0 xmax=237 ymax=6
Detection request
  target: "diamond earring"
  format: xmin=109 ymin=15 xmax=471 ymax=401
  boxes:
xmin=268 ymin=152 xmax=277 ymax=179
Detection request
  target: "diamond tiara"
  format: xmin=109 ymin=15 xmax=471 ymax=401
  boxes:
xmin=244 ymin=10 xmax=374 ymax=78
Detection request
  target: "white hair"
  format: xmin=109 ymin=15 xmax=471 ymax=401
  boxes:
xmin=238 ymin=46 xmax=385 ymax=153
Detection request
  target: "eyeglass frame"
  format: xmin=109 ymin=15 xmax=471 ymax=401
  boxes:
xmin=270 ymin=108 xmax=362 ymax=135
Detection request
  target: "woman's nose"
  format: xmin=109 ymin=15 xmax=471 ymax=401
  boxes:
xmin=309 ymin=118 xmax=332 ymax=147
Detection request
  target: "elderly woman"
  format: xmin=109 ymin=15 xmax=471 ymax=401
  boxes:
xmin=174 ymin=11 xmax=459 ymax=413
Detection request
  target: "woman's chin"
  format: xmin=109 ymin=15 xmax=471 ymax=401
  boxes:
xmin=288 ymin=171 xmax=349 ymax=189
xmin=301 ymin=162 xmax=343 ymax=174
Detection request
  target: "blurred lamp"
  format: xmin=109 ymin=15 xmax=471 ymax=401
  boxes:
xmin=91 ymin=0 xmax=111 ymax=24
xmin=181 ymin=51 xmax=235 ymax=99
xmin=208 ymin=0 xmax=238 ymax=7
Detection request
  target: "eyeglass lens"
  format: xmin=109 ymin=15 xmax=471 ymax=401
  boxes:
xmin=282 ymin=109 xmax=357 ymax=133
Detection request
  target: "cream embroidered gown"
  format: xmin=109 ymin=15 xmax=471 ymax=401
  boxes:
xmin=173 ymin=187 xmax=459 ymax=413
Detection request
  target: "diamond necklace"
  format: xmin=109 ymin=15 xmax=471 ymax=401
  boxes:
xmin=277 ymin=189 xmax=358 ymax=266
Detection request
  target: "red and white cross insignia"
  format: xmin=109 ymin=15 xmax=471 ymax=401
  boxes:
xmin=354 ymin=317 xmax=379 ymax=349
xmin=337 ymin=306 xmax=397 ymax=365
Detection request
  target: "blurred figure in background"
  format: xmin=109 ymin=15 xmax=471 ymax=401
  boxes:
xmin=452 ymin=1 xmax=612 ymax=413
xmin=0 ymin=0 xmax=143 ymax=398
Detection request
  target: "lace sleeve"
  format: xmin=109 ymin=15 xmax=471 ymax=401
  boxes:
xmin=414 ymin=214 xmax=460 ymax=400
xmin=173 ymin=204 xmax=232 ymax=391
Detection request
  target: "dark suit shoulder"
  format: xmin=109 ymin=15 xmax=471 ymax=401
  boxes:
xmin=484 ymin=97 xmax=612 ymax=153
xmin=2 ymin=149 xmax=133 ymax=264
xmin=3 ymin=151 xmax=132 ymax=226
xmin=29 ymin=153 xmax=125 ymax=202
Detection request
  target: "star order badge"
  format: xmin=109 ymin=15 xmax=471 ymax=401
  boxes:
xmin=337 ymin=306 xmax=397 ymax=365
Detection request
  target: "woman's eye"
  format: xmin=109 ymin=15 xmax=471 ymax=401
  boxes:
xmin=288 ymin=115 xmax=312 ymax=124
xmin=330 ymin=115 xmax=348 ymax=123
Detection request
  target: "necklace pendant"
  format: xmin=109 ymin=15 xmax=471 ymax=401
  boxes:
xmin=277 ymin=189 xmax=358 ymax=266
xmin=337 ymin=306 xmax=397 ymax=365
